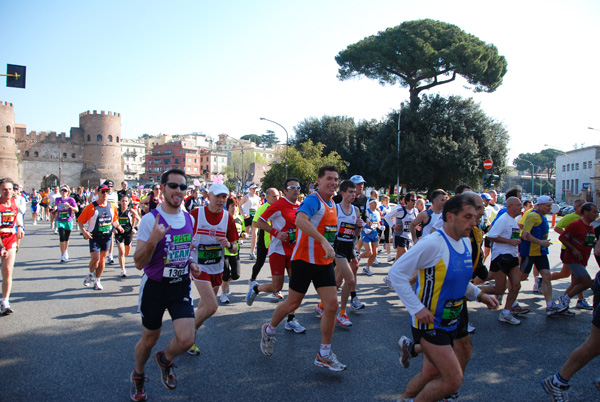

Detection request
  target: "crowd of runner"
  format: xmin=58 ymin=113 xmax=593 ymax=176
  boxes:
xmin=1 ymin=169 xmax=599 ymax=402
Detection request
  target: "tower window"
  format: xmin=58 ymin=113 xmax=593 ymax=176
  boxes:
xmin=97 ymin=135 xmax=103 ymax=142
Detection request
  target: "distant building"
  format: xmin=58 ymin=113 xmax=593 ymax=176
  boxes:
xmin=555 ymin=145 xmax=599 ymax=203
xmin=141 ymin=140 xmax=202 ymax=183
xmin=121 ymin=139 xmax=146 ymax=182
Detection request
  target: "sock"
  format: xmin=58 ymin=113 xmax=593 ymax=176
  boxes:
xmin=409 ymin=343 xmax=418 ymax=357
xmin=320 ymin=344 xmax=331 ymax=357
xmin=159 ymin=352 xmax=171 ymax=366
xmin=287 ymin=314 xmax=295 ymax=322
xmin=253 ymin=284 xmax=259 ymax=294
xmin=133 ymin=370 xmax=144 ymax=378
xmin=350 ymin=291 xmax=357 ymax=299
xmin=339 ymin=309 xmax=346 ymax=315
xmin=266 ymin=324 xmax=276 ymax=335
xmin=512 ymin=301 xmax=518 ymax=308
xmin=108 ymin=254 xmax=113 ymax=259
xmin=502 ymin=309 xmax=511 ymax=315
xmin=553 ymin=372 xmax=569 ymax=387
xmin=547 ymin=301 xmax=554 ymax=309
xmin=318 ymin=301 xmax=324 ymax=309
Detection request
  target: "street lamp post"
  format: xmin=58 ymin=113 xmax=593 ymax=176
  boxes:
xmin=397 ymin=103 xmax=403 ymax=199
xmin=260 ymin=117 xmax=289 ymax=177
xmin=516 ymin=157 xmax=535 ymax=196
xmin=229 ymin=137 xmax=245 ymax=190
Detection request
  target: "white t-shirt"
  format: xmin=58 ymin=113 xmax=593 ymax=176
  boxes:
xmin=486 ymin=212 xmax=520 ymax=259
xmin=137 ymin=206 xmax=194 ymax=243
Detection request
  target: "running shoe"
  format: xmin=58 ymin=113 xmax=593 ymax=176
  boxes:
xmin=260 ymin=323 xmax=275 ymax=356
xmin=187 ymin=343 xmax=200 ymax=356
xmin=121 ymin=268 xmax=127 ymax=277
xmin=557 ymin=295 xmax=570 ymax=310
xmin=273 ymin=291 xmax=284 ymax=300
xmin=60 ymin=254 xmax=66 ymax=264
xmin=94 ymin=279 xmax=103 ymax=290
xmin=533 ymin=276 xmax=543 ymax=293
xmin=83 ymin=274 xmax=94 ymax=287
xmin=0 ymin=300 xmax=13 ymax=315
xmin=107 ymin=255 xmax=115 ymax=265
xmin=65 ymin=250 xmax=69 ymax=260
xmin=546 ymin=305 xmax=563 ymax=317
xmin=349 ymin=296 xmax=366 ymax=311
xmin=154 ymin=351 xmax=177 ymax=390
xmin=129 ymin=371 xmax=148 ymax=401
xmin=54 ymin=228 xmax=58 ymax=234
xmin=541 ymin=375 xmax=569 ymax=402
xmin=498 ymin=312 xmax=521 ymax=325
xmin=511 ymin=304 xmax=531 ymax=315
xmin=387 ymin=255 xmax=395 ymax=262
xmin=245 ymin=281 xmax=259 ymax=306
xmin=220 ymin=292 xmax=230 ymax=304
xmin=576 ymin=299 xmax=593 ymax=310
xmin=467 ymin=322 xmax=476 ymax=333
xmin=440 ymin=393 xmax=459 ymax=401
xmin=373 ymin=257 xmax=380 ymax=265
xmin=336 ymin=313 xmax=352 ymax=327
xmin=314 ymin=304 xmax=324 ymax=317
xmin=314 ymin=352 xmax=347 ymax=372
xmin=383 ymin=276 xmax=394 ymax=290
xmin=362 ymin=266 xmax=373 ymax=276
xmin=284 ymin=318 xmax=306 ymax=333
xmin=398 ymin=335 xmax=414 ymax=368
xmin=249 ymin=252 xmax=256 ymax=260
xmin=559 ymin=309 xmax=575 ymax=317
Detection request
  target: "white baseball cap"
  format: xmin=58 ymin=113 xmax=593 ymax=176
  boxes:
xmin=209 ymin=183 xmax=229 ymax=196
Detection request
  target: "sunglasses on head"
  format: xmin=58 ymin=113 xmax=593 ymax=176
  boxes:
xmin=287 ymin=185 xmax=301 ymax=190
xmin=164 ymin=182 xmax=188 ymax=191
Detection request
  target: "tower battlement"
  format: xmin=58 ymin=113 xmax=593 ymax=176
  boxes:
xmin=0 ymin=101 xmax=14 ymax=108
xmin=79 ymin=110 xmax=120 ymax=117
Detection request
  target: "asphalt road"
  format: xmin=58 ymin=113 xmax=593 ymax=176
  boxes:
xmin=1 ymin=215 xmax=599 ymax=402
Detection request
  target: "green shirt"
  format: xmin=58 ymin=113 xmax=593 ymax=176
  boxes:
xmin=556 ymin=212 xmax=581 ymax=250
xmin=253 ymin=202 xmax=272 ymax=248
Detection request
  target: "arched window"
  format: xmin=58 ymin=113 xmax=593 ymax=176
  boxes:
xmin=25 ymin=151 xmax=29 ymax=157
xmin=71 ymin=153 xmax=76 ymax=158
xmin=5 ymin=125 xmax=11 ymax=133
xmin=116 ymin=136 xmax=119 ymax=143
xmin=34 ymin=151 xmax=39 ymax=157
xmin=108 ymin=135 xmax=113 ymax=142
xmin=97 ymin=134 xmax=102 ymax=142
xmin=87 ymin=135 xmax=91 ymax=142
xmin=62 ymin=152 xmax=67 ymax=159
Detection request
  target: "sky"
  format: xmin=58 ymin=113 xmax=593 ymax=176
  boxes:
xmin=2 ymin=0 xmax=599 ymax=164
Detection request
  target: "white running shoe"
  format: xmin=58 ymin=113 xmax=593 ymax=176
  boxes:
xmin=373 ymin=257 xmax=380 ymax=265
xmin=284 ymin=318 xmax=306 ymax=333
xmin=120 ymin=268 xmax=127 ymax=277
xmin=314 ymin=352 xmax=347 ymax=372
xmin=83 ymin=274 xmax=94 ymax=287
xmin=498 ymin=312 xmax=521 ymax=325
xmin=387 ymin=255 xmax=395 ymax=262
xmin=362 ymin=266 xmax=373 ymax=276
xmin=220 ymin=292 xmax=230 ymax=303
xmin=260 ymin=323 xmax=275 ymax=356
xmin=94 ymin=279 xmax=103 ymax=290
xmin=336 ymin=313 xmax=352 ymax=327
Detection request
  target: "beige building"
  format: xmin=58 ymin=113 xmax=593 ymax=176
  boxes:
xmin=121 ymin=139 xmax=146 ymax=182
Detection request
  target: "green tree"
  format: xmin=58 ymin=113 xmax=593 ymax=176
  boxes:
xmin=240 ymin=134 xmax=262 ymax=145
xmin=260 ymin=130 xmax=280 ymax=147
xmin=261 ymin=140 xmax=347 ymax=193
xmin=335 ymin=19 xmax=508 ymax=108
xmin=224 ymin=151 xmax=268 ymax=184
xmin=373 ymin=94 xmax=509 ymax=192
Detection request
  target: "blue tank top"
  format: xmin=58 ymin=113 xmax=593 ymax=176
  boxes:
xmin=413 ymin=230 xmax=473 ymax=331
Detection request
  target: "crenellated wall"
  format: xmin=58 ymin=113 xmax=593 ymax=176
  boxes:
xmin=0 ymin=101 xmax=19 ymax=181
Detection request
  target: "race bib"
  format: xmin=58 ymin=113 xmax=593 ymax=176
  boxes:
xmin=0 ymin=211 xmax=15 ymax=227
xmin=197 ymin=244 xmax=223 ymax=265
xmin=441 ymin=298 xmax=464 ymax=327
xmin=288 ymin=228 xmax=297 ymax=244
xmin=510 ymin=228 xmax=521 ymax=240
xmin=324 ymin=225 xmax=337 ymax=245
xmin=58 ymin=211 xmax=69 ymax=220
xmin=585 ymin=232 xmax=596 ymax=247
xmin=162 ymin=265 xmax=189 ymax=279
xmin=337 ymin=222 xmax=356 ymax=240
xmin=249 ymin=208 xmax=256 ymax=217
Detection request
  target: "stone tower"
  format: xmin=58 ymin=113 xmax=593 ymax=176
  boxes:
xmin=0 ymin=101 xmax=19 ymax=182
xmin=79 ymin=110 xmax=124 ymax=187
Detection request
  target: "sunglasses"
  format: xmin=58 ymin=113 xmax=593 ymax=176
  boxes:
xmin=164 ymin=182 xmax=188 ymax=191
xmin=60 ymin=189 xmax=68 ymax=192
xmin=287 ymin=185 xmax=301 ymax=190
xmin=100 ymin=190 xmax=109 ymax=194
xmin=409 ymin=199 xmax=418 ymax=202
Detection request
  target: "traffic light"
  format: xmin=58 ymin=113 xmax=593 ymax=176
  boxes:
xmin=483 ymin=174 xmax=491 ymax=188
xmin=490 ymin=175 xmax=500 ymax=187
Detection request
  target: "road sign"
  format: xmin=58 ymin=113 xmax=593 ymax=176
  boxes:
xmin=484 ymin=159 xmax=493 ymax=169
